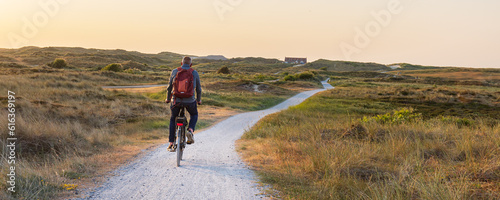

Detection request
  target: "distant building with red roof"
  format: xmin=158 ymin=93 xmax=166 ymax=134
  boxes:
xmin=284 ymin=57 xmax=307 ymax=64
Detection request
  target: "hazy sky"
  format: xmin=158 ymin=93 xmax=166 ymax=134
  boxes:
xmin=1 ymin=0 xmax=499 ymax=68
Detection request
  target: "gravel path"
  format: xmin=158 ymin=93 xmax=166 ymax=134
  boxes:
xmin=84 ymin=80 xmax=333 ymax=200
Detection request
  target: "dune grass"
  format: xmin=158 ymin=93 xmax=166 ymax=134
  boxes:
xmin=239 ymin=81 xmax=500 ymax=199
xmin=0 ymin=71 xmax=172 ymax=199
xmin=394 ymin=68 xmax=500 ymax=83
xmin=0 ymin=59 xmax=324 ymax=199
xmin=4 ymin=46 xmax=480 ymax=199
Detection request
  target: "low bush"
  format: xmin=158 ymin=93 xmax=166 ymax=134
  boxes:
xmin=124 ymin=68 xmax=142 ymax=74
xmin=217 ymin=66 xmax=230 ymax=74
xmin=297 ymin=72 xmax=314 ymax=80
xmin=253 ymin=73 xmax=276 ymax=82
xmin=48 ymin=58 xmax=68 ymax=69
xmin=284 ymin=72 xmax=315 ymax=81
xmin=440 ymin=116 xmax=475 ymax=128
xmin=101 ymin=63 xmax=123 ymax=72
xmin=283 ymin=75 xmax=296 ymax=81
xmin=361 ymin=107 xmax=422 ymax=124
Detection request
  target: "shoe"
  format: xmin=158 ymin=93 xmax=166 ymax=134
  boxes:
xmin=167 ymin=143 xmax=176 ymax=152
xmin=186 ymin=129 xmax=195 ymax=144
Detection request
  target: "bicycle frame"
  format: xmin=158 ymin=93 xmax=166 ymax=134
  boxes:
xmin=175 ymin=105 xmax=188 ymax=167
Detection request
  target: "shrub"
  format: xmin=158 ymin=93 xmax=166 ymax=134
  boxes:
xmin=124 ymin=68 xmax=142 ymax=74
xmin=362 ymin=108 xmax=422 ymax=124
xmin=298 ymin=72 xmax=314 ymax=80
xmin=217 ymin=66 xmax=230 ymax=74
xmin=284 ymin=75 xmax=296 ymax=81
xmin=48 ymin=58 xmax=68 ymax=68
xmin=101 ymin=63 xmax=123 ymax=72
xmin=320 ymin=67 xmax=327 ymax=71
xmin=253 ymin=73 xmax=275 ymax=82
xmin=157 ymin=65 xmax=170 ymax=70
xmin=284 ymin=72 xmax=314 ymax=81
xmin=441 ymin=116 xmax=475 ymax=128
xmin=121 ymin=60 xmax=152 ymax=71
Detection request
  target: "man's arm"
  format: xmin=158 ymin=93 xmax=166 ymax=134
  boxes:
xmin=193 ymin=71 xmax=202 ymax=104
xmin=165 ymin=69 xmax=177 ymax=103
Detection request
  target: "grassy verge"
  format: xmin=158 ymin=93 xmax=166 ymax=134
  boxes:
xmin=239 ymin=80 xmax=500 ymax=199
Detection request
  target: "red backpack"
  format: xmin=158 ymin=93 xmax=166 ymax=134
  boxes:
xmin=173 ymin=67 xmax=195 ymax=98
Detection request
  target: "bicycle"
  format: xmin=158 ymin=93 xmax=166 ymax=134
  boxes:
xmin=174 ymin=105 xmax=188 ymax=167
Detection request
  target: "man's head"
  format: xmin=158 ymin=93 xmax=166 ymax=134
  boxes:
xmin=182 ymin=56 xmax=192 ymax=66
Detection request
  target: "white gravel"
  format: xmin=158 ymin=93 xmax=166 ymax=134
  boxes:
xmin=83 ymin=81 xmax=333 ymax=200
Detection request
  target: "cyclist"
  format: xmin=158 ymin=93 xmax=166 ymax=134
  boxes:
xmin=165 ymin=56 xmax=202 ymax=152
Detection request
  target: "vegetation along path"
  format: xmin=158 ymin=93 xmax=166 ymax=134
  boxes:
xmin=82 ymin=80 xmax=334 ymax=199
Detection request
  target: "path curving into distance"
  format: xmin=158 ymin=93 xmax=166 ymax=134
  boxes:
xmin=85 ymin=80 xmax=334 ymax=200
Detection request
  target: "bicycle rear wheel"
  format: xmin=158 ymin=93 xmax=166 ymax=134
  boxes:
xmin=176 ymin=130 xmax=183 ymax=167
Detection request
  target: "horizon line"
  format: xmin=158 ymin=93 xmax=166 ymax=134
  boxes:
xmin=1 ymin=45 xmax=498 ymax=69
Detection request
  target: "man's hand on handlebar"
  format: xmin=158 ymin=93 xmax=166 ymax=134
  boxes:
xmin=165 ymin=98 xmax=200 ymax=105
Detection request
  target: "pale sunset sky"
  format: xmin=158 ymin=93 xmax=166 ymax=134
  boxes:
xmin=1 ymin=0 xmax=499 ymax=68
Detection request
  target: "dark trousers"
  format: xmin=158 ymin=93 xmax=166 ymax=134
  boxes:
xmin=169 ymin=101 xmax=198 ymax=143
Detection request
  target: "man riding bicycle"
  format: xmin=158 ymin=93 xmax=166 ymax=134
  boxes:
xmin=165 ymin=56 xmax=202 ymax=152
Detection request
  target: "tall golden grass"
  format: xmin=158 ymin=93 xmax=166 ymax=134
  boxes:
xmin=0 ymin=71 xmax=169 ymax=199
